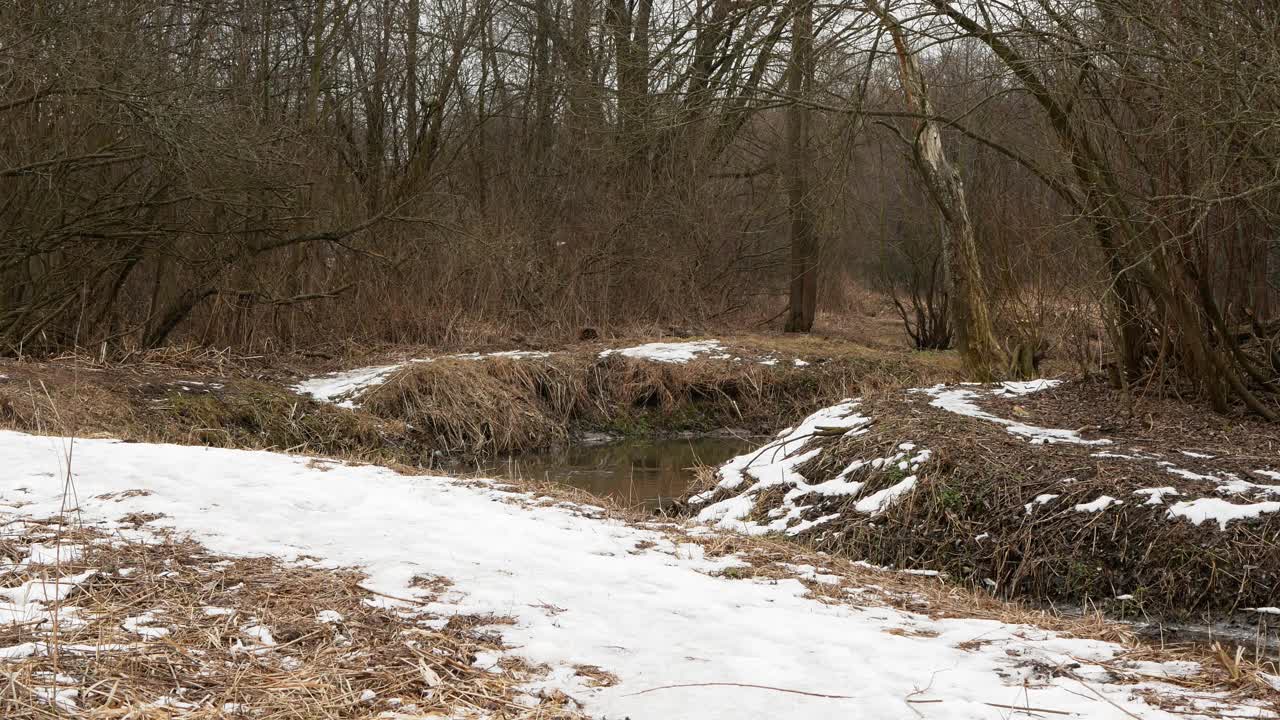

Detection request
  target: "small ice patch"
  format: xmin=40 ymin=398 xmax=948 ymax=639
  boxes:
xmin=122 ymin=611 xmax=170 ymax=638
xmin=316 ymin=609 xmax=344 ymax=624
xmin=240 ymin=623 xmax=276 ymax=646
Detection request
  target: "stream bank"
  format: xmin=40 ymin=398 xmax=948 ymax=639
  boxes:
xmin=688 ymin=376 xmax=1280 ymax=624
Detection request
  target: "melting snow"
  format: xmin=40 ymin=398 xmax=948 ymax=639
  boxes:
xmin=599 ymin=340 xmax=725 ymax=363
xmin=1025 ymin=494 xmax=1060 ymax=513
xmin=1074 ymin=496 xmax=1122 ymax=513
xmin=692 ymin=402 xmax=879 ymax=534
xmin=2 ymin=430 xmax=1252 ymax=719
xmin=1166 ymin=497 xmax=1280 ymax=530
xmin=916 ymin=382 xmax=1110 ymax=445
xmin=122 ymin=611 xmax=171 ymax=638
xmin=1134 ymin=487 xmax=1180 ymax=505
xmin=293 ymin=362 xmax=416 ymax=408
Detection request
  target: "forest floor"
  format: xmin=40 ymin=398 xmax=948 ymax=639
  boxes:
xmin=1 ymin=331 xmax=1278 ymax=718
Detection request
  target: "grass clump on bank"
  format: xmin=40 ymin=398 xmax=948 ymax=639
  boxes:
xmin=356 ymin=337 xmax=961 ymax=458
xmin=0 ymin=361 xmax=431 ymax=468
xmin=0 ymin=335 xmax=961 ymax=465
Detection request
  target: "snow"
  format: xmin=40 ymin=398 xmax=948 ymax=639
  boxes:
xmin=1075 ymin=495 xmax=1122 ymax=513
xmin=1166 ymin=497 xmax=1280 ymax=530
xmin=691 ymin=401 xmax=882 ymax=534
xmin=599 ymin=340 xmax=725 ymax=363
xmin=452 ymin=350 xmax=551 ymax=360
xmin=0 ymin=569 xmax=96 ymax=626
xmin=122 ymin=611 xmax=171 ymax=638
xmin=1134 ymin=487 xmax=1180 ymax=505
xmin=0 ymin=430 xmax=1256 ymax=720
xmin=293 ymin=362 xmax=414 ymax=408
xmin=853 ymin=476 xmax=917 ymax=514
xmin=1025 ymin=494 xmax=1060 ymax=513
xmin=294 ymin=352 xmax=552 ymax=407
xmin=991 ymin=379 xmax=1057 ymax=396
xmin=916 ymin=382 xmax=1111 ymax=445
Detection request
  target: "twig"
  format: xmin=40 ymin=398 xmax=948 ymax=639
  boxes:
xmin=623 ymin=682 xmax=854 ymax=699
xmin=982 ymin=701 xmax=1074 ymax=716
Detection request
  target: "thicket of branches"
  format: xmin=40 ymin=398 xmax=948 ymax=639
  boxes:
xmin=2 ymin=0 xmax=1278 ymax=414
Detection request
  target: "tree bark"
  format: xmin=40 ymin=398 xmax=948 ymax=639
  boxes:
xmin=872 ymin=1 xmax=1004 ymax=378
xmin=784 ymin=0 xmax=817 ymax=333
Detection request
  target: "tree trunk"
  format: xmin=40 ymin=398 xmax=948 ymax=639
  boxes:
xmin=784 ymin=0 xmax=817 ymax=333
xmin=874 ymin=2 xmax=1004 ymax=378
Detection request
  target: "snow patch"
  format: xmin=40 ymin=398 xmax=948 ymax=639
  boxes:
xmin=1074 ymin=496 xmax=1122 ymax=513
xmin=599 ymin=340 xmax=724 ymax=363
xmin=916 ymin=382 xmax=1109 ymax=445
xmin=1166 ymin=497 xmax=1280 ymax=530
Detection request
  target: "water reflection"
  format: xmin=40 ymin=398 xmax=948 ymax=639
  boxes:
xmin=477 ymin=436 xmax=758 ymax=510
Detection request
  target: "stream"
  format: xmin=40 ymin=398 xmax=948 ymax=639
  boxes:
xmin=476 ymin=435 xmax=759 ymax=511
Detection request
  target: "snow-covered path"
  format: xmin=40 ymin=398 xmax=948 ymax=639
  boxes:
xmin=0 ymin=431 xmax=1264 ymax=719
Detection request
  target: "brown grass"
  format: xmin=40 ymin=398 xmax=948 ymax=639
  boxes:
xmin=0 ymin=519 xmax=588 ymax=719
xmin=688 ymin=377 xmax=1280 ymax=621
xmin=1 ymin=334 xmax=962 ymax=464
xmin=357 ymin=338 xmax=962 ymax=459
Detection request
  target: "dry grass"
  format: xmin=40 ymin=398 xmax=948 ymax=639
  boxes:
xmin=0 ymin=517 xmax=589 ymax=719
xmin=1 ymin=334 xmax=963 ymax=465
xmin=357 ymin=338 xmax=962 ymax=459
xmin=689 ymin=377 xmax=1280 ymax=622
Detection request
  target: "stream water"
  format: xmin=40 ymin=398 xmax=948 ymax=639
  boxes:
xmin=476 ymin=435 xmax=759 ymax=511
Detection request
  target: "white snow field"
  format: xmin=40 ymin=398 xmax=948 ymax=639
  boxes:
xmin=0 ymin=431 xmax=1271 ymax=720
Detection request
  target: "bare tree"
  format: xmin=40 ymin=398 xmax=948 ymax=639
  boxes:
xmin=784 ymin=0 xmax=818 ymax=332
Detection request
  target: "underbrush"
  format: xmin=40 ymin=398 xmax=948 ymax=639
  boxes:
xmin=688 ymin=378 xmax=1280 ymax=620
